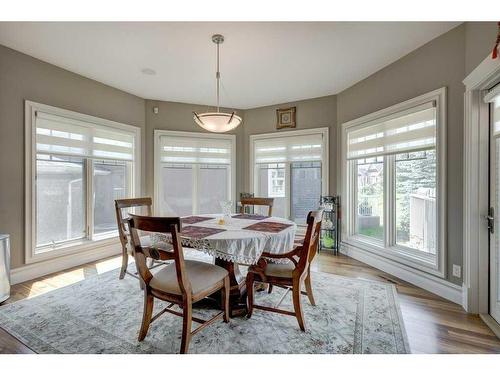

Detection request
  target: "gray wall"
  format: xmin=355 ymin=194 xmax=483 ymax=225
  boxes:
xmin=335 ymin=23 xmax=497 ymax=285
xmin=242 ymin=95 xmax=337 ymax=193
xmin=0 ymin=44 xmax=146 ymax=268
xmin=465 ymin=22 xmax=499 ymax=75
xmin=144 ymin=100 xmax=245 ymax=199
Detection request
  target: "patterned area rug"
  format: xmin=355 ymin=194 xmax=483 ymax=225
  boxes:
xmin=0 ymin=256 xmax=410 ymax=354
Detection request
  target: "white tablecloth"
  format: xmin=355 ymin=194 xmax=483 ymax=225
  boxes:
xmin=151 ymin=214 xmax=297 ymax=265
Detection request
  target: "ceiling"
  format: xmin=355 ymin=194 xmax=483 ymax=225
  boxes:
xmin=0 ymin=22 xmax=460 ymax=109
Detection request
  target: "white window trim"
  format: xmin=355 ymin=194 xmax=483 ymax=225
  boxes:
xmin=249 ymin=127 xmax=329 ymax=219
xmin=24 ymin=100 xmax=141 ymax=264
xmin=341 ymin=88 xmax=447 ymax=278
xmin=153 ymin=130 xmax=236 ymax=215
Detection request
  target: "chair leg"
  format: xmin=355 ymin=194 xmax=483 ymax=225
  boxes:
xmin=292 ymin=279 xmax=306 ymax=331
xmin=222 ymin=276 xmax=230 ymax=323
xmin=119 ymin=250 xmax=128 ymax=279
xmin=304 ymin=271 xmax=316 ymax=306
xmin=268 ymin=284 xmax=273 ymax=294
xmin=138 ymin=290 xmax=154 ymax=341
xmin=246 ymin=273 xmax=255 ymax=318
xmin=180 ymin=300 xmax=192 ymax=354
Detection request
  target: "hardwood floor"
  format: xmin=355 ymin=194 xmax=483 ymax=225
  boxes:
xmin=1 ymin=252 xmax=499 ymax=354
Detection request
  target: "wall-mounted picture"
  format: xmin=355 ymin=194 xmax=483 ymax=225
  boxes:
xmin=276 ymin=106 xmax=296 ymax=129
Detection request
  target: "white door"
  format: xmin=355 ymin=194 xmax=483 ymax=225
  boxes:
xmin=488 ymin=89 xmax=500 ymax=324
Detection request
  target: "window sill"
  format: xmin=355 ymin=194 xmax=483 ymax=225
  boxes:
xmin=344 ymin=235 xmax=443 ymax=278
xmin=28 ymin=236 xmax=120 ymax=265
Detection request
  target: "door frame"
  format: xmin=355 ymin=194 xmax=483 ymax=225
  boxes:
xmin=463 ymin=53 xmax=500 ymax=315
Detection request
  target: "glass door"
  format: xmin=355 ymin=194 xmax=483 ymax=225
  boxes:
xmin=489 ymin=91 xmax=500 ymax=324
xmin=255 ymin=163 xmax=287 ymax=218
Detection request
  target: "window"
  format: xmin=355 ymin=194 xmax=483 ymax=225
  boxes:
xmin=25 ymin=101 xmax=140 ymax=262
xmin=155 ymin=131 xmax=235 ymax=216
xmin=93 ymin=160 xmax=129 ymax=235
xmin=395 ymin=150 xmax=436 ymax=254
xmin=355 ymin=157 xmax=384 ymax=241
xmin=268 ymin=167 xmax=285 ymax=197
xmin=342 ymin=88 xmax=445 ymax=275
xmin=36 ymin=155 xmax=86 ymax=247
xmin=257 ymin=163 xmax=286 ymax=218
xmin=291 ymin=161 xmax=322 ymax=223
xmin=250 ymin=129 xmax=328 ymax=224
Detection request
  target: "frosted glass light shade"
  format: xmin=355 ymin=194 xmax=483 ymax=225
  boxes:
xmin=193 ymin=112 xmax=242 ymax=133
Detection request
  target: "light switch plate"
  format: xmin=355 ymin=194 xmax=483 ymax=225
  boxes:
xmin=452 ymin=264 xmax=461 ymax=278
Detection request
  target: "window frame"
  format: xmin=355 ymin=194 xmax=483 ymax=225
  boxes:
xmin=341 ymin=88 xmax=446 ymax=277
xmin=153 ymin=130 xmax=236 ymax=215
xmin=25 ymin=100 xmax=141 ymax=264
xmin=249 ymin=127 xmax=329 ymax=222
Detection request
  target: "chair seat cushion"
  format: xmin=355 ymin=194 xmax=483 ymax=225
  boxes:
xmin=264 ymin=261 xmax=295 ymax=278
xmin=150 ymin=260 xmax=228 ymax=296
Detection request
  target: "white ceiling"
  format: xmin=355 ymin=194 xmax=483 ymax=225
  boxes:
xmin=0 ymin=22 xmax=460 ymax=109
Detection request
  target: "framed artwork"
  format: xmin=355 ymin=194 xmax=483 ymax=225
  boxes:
xmin=276 ymin=107 xmax=296 ymax=129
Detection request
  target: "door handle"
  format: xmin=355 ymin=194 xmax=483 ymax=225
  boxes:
xmin=486 ymin=207 xmax=495 ymax=234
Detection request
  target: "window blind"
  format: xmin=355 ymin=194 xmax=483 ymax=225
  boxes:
xmin=253 ymin=133 xmax=324 ymax=164
xmin=346 ymin=101 xmax=436 ymax=160
xmin=35 ymin=111 xmax=136 ymax=161
xmin=159 ymin=135 xmax=232 ymax=164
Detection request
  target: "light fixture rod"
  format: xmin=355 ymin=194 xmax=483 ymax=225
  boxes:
xmin=216 ymin=40 xmax=220 ymax=112
xmin=212 ymin=34 xmax=224 ymax=113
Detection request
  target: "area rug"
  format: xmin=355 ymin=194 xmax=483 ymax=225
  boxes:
xmin=0 ymin=260 xmax=410 ymax=354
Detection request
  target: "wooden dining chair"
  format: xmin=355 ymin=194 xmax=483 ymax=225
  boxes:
xmin=267 ymin=224 xmax=314 ymax=295
xmin=115 ymin=197 xmax=165 ymax=280
xmin=127 ymin=214 xmax=230 ymax=354
xmin=240 ymin=197 xmax=274 ymax=216
xmin=246 ymin=210 xmax=323 ymax=331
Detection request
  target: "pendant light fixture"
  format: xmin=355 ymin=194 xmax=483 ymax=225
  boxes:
xmin=193 ymin=34 xmax=242 ymax=133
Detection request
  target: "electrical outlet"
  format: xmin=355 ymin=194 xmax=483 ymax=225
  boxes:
xmin=452 ymin=264 xmax=461 ymax=278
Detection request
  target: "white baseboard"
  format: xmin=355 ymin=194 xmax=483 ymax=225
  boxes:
xmin=479 ymin=314 xmax=500 ymax=339
xmin=10 ymin=245 xmax=122 ymax=285
xmin=341 ymin=242 xmax=463 ymax=306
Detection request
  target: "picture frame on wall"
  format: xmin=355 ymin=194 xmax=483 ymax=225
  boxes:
xmin=276 ymin=107 xmax=296 ymax=129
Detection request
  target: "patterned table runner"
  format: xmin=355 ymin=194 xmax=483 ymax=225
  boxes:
xmin=231 ymin=214 xmax=269 ymax=220
xmin=180 ymin=225 xmax=226 ymax=239
xmin=182 ymin=216 xmax=214 ymax=225
xmin=243 ymin=221 xmax=294 ymax=233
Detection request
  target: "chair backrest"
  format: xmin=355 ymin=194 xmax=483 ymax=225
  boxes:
xmin=127 ymin=214 xmax=192 ymax=295
xmin=295 ymin=210 xmax=323 ymax=276
xmin=240 ymin=197 xmax=274 ymax=216
xmin=115 ymin=197 xmax=153 ymax=252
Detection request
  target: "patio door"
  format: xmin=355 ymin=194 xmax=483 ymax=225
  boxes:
xmin=488 ymin=86 xmax=500 ymax=324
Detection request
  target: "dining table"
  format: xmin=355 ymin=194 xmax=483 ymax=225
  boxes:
xmin=151 ymin=213 xmax=297 ymax=316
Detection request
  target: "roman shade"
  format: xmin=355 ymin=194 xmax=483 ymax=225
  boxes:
xmin=35 ymin=111 xmax=136 ymax=161
xmin=253 ymin=133 xmax=324 ymax=164
xmin=346 ymin=101 xmax=437 ymax=160
xmin=159 ymin=135 xmax=232 ymax=164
